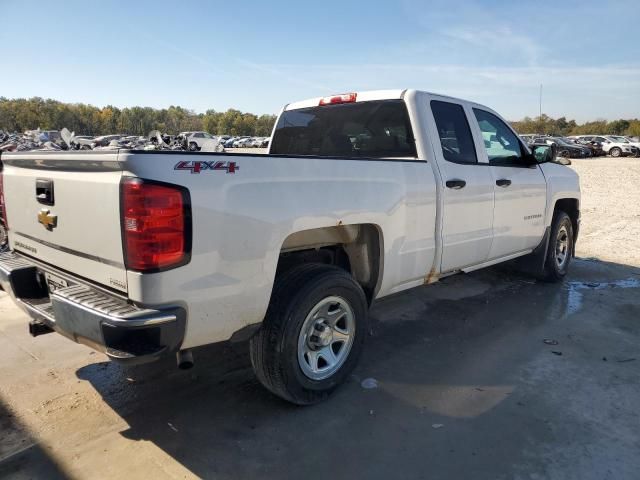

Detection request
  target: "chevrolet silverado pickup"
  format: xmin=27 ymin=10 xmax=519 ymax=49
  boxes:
xmin=0 ymin=90 xmax=580 ymax=404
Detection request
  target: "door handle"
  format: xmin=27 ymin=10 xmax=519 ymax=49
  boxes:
xmin=445 ymin=179 xmax=466 ymax=189
xmin=496 ymin=179 xmax=512 ymax=187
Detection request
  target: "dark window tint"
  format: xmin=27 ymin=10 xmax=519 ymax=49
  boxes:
xmin=430 ymin=101 xmax=477 ymax=164
xmin=473 ymin=108 xmax=525 ymax=166
xmin=270 ymin=100 xmax=416 ymax=158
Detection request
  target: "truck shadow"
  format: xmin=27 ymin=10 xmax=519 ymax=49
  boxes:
xmin=74 ymin=257 xmax=640 ymax=479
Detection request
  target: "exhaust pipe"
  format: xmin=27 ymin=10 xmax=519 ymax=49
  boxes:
xmin=176 ymin=349 xmax=194 ymax=370
xmin=29 ymin=320 xmax=54 ymax=337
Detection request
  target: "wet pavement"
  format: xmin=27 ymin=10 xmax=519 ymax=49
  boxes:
xmin=1 ymin=255 xmax=639 ymax=479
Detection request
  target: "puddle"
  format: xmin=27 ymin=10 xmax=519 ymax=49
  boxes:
xmin=567 ymin=278 xmax=640 ymax=315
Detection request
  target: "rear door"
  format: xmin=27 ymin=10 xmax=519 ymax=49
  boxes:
xmin=2 ymin=152 xmax=127 ymax=292
xmin=470 ymin=108 xmax=547 ymax=259
xmin=426 ymin=99 xmax=495 ymax=272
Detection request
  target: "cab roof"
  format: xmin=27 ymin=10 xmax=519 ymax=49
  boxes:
xmin=283 ymin=89 xmax=479 ymax=111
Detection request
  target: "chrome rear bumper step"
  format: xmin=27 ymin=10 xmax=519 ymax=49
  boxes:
xmin=0 ymin=251 xmax=186 ymax=365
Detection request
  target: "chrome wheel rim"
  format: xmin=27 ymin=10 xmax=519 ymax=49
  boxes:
xmin=555 ymin=225 xmax=569 ymax=269
xmin=297 ymin=296 xmax=355 ymax=381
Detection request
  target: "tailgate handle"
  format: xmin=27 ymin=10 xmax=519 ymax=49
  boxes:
xmin=36 ymin=179 xmax=55 ymax=206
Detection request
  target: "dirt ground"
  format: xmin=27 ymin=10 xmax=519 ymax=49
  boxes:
xmin=1 ymin=157 xmax=639 ymax=479
xmin=571 ymin=157 xmax=640 ymax=267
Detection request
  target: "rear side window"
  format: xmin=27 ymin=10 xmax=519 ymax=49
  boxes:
xmin=430 ymin=100 xmax=478 ymax=164
xmin=270 ymin=100 xmax=416 ymax=158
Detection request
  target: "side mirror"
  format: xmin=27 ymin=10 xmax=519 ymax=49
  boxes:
xmin=531 ymin=144 xmax=555 ymax=163
xmin=531 ymin=144 xmax=571 ymax=166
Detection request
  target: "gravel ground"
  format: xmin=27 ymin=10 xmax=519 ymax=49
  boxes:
xmin=1 ymin=156 xmax=639 ymax=479
xmin=570 ymin=157 xmax=640 ymax=266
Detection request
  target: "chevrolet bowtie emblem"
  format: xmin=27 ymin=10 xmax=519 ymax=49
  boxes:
xmin=38 ymin=209 xmax=57 ymax=230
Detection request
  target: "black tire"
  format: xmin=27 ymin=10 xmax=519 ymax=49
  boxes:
xmin=542 ymin=211 xmax=574 ymax=282
xmin=188 ymin=142 xmax=199 ymax=152
xmin=610 ymin=147 xmax=621 ymax=158
xmin=250 ymin=264 xmax=368 ymax=405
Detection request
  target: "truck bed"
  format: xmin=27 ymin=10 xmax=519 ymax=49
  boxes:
xmin=1 ymin=149 xmax=438 ymax=348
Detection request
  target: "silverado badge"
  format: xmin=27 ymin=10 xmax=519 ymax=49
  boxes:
xmin=38 ymin=209 xmax=57 ymax=230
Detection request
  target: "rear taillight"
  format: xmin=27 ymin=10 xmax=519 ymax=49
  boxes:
xmin=318 ymin=92 xmax=357 ymax=106
xmin=121 ymin=177 xmax=191 ymax=272
xmin=0 ymin=168 xmax=8 ymax=229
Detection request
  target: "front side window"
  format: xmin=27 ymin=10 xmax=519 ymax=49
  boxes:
xmin=430 ymin=100 xmax=478 ymax=164
xmin=473 ymin=109 xmax=525 ymax=166
xmin=270 ymin=99 xmax=416 ymax=158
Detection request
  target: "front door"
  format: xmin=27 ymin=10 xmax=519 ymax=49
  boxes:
xmin=471 ymin=108 xmax=547 ymax=259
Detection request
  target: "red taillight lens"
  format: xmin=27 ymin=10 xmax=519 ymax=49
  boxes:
xmin=0 ymin=169 xmax=8 ymax=229
xmin=318 ymin=92 xmax=357 ymax=106
xmin=121 ymin=178 xmax=190 ymax=272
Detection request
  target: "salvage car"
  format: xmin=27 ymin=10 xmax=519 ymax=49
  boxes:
xmin=0 ymin=89 xmax=580 ymax=405
xmin=571 ymin=137 xmax=605 ymax=156
xmin=183 ymin=131 xmax=219 ymax=151
xmin=608 ymin=135 xmax=640 ymax=155
xmin=575 ymin=135 xmax=639 ymax=157
xmin=533 ymin=136 xmax=590 ymax=158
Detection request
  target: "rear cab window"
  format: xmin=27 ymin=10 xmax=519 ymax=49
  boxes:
xmin=270 ymin=99 xmax=417 ymax=158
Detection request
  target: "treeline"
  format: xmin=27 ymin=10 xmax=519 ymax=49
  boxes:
xmin=2 ymin=97 xmax=639 ymax=138
xmin=0 ymin=97 xmax=277 ymax=137
xmin=511 ymin=114 xmax=640 ymax=136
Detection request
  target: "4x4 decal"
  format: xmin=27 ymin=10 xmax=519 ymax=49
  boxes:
xmin=174 ymin=160 xmax=239 ymax=174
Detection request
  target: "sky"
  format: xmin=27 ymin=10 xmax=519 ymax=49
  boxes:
xmin=1 ymin=0 xmax=639 ymax=122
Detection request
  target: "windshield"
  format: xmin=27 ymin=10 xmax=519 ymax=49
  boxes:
xmin=552 ymin=137 xmax=573 ymax=147
xmin=270 ymin=100 xmax=417 ymax=158
xmin=611 ymin=136 xmax=629 ymax=143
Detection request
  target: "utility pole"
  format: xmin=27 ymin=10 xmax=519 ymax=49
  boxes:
xmin=539 ymin=84 xmax=543 ymax=119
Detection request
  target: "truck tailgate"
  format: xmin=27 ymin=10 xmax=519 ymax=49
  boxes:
xmin=1 ymin=152 xmax=127 ymax=292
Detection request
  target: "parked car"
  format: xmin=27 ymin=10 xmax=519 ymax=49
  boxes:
xmin=249 ymin=137 xmax=267 ymax=147
xmin=184 ymin=131 xmax=220 ymax=151
xmin=518 ymin=134 xmax=539 ymax=144
xmin=574 ymin=135 xmax=639 ymax=157
xmin=533 ymin=136 xmax=590 ymax=158
xmin=233 ymin=137 xmax=252 ymax=148
xmin=0 ymin=89 xmax=580 ymax=404
xmin=572 ymin=137 xmax=605 ymax=156
xmin=608 ymin=136 xmax=640 ymax=155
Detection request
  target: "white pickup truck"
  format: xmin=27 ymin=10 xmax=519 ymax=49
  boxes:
xmin=0 ymin=90 xmax=580 ymax=404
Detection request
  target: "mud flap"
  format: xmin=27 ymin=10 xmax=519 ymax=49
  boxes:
xmin=511 ymin=227 xmax=551 ymax=279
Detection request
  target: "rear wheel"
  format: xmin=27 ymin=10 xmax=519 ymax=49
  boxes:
xmin=610 ymin=147 xmax=622 ymax=158
xmin=250 ymin=264 xmax=368 ymax=405
xmin=542 ymin=211 xmax=574 ymax=282
xmin=188 ymin=142 xmax=199 ymax=152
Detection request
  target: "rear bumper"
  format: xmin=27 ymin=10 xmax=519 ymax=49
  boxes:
xmin=0 ymin=251 xmax=185 ymax=365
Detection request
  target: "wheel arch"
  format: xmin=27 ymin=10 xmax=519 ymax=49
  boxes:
xmin=275 ymin=223 xmax=384 ymax=305
xmin=553 ymin=197 xmax=580 ymax=250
